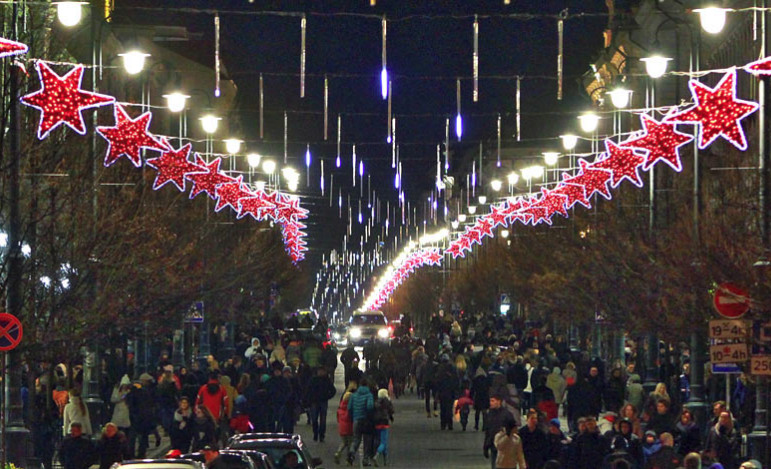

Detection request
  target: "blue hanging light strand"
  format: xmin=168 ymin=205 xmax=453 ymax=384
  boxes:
xmin=455 ymin=78 xmax=462 ymax=141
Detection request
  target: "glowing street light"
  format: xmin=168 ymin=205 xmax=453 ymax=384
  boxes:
xmin=578 ymin=113 xmax=600 ymax=133
xmin=491 ymin=179 xmax=503 ymax=192
xmin=507 ymin=172 xmax=519 ymax=185
xmin=56 ymin=1 xmax=83 ymax=27
xmin=247 ymin=153 xmax=262 ymax=168
xmin=262 ymin=160 xmax=276 ymax=174
xmin=696 ymin=7 xmax=728 ymax=34
xmin=608 ymin=88 xmax=632 ymax=109
xmin=119 ymin=51 xmax=150 ymax=76
xmin=224 ymin=139 xmax=242 ymax=155
xmin=200 ymin=115 xmax=221 ymax=134
xmin=478 ymin=196 xmax=487 ymax=205
xmin=561 ymin=134 xmax=578 ymax=151
xmin=543 ymin=152 xmax=560 ymax=166
xmin=163 ymin=92 xmax=189 ymax=113
xmin=641 ymin=56 xmax=672 ymax=79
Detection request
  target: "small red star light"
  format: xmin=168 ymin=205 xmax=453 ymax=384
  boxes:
xmin=97 ymin=104 xmax=167 ymax=168
xmin=591 ymin=140 xmax=646 ymax=188
xmin=620 ymin=114 xmax=694 ymax=172
xmin=146 ymin=141 xmax=202 ymax=191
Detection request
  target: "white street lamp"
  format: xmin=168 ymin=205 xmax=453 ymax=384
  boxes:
xmin=507 ymin=172 xmax=519 ymax=185
xmin=608 ymin=88 xmax=632 ymax=109
xmin=224 ymin=138 xmax=242 ymax=155
xmin=458 ymin=214 xmax=467 ymax=223
xmin=56 ymin=1 xmax=83 ymax=27
xmin=696 ymin=7 xmax=728 ymax=34
xmin=262 ymin=160 xmax=276 ymax=174
xmin=247 ymin=153 xmax=262 ymax=168
xmin=163 ymin=92 xmax=189 ymax=113
xmin=561 ymin=134 xmax=578 ymax=151
xmin=21 ymin=243 xmax=31 ymax=257
xmin=491 ymin=179 xmax=503 ymax=192
xmin=478 ymin=195 xmax=487 ymax=205
xmin=200 ymin=115 xmax=221 ymax=134
xmin=543 ymin=152 xmax=560 ymax=166
xmin=578 ymin=113 xmax=600 ymax=133
xmin=0 ymin=232 xmax=7 ymax=248
xmin=468 ymin=205 xmax=477 ymax=215
xmin=119 ymin=51 xmax=150 ymax=76
xmin=641 ymin=56 xmax=672 ymax=79
xmin=501 ymin=229 xmax=510 ymax=239
xmin=451 ymin=220 xmax=460 ymax=230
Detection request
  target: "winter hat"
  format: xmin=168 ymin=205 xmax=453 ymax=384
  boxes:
xmin=139 ymin=373 xmax=154 ymax=383
xmin=119 ymin=374 xmax=131 ymax=386
xmin=378 ymin=389 xmax=389 ymax=399
xmin=163 ymin=364 xmax=174 ymax=373
xmin=282 ymin=366 xmax=293 ymax=373
xmin=260 ymin=374 xmax=270 ymax=384
xmin=709 ymin=464 xmax=725 ymax=469
xmin=549 ymin=418 xmax=561 ymax=429
xmin=234 ymin=395 xmax=247 ymax=406
xmin=644 ymin=430 xmax=657 ymax=439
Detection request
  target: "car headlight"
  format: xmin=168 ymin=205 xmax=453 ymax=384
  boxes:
xmin=350 ymin=327 xmax=362 ymax=338
xmin=377 ymin=328 xmax=390 ymax=339
xmin=333 ymin=332 xmax=341 ymax=340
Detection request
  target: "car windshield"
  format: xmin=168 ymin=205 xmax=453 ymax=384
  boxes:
xmin=351 ymin=315 xmax=386 ymax=325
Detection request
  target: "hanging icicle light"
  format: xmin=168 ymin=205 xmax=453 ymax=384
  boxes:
xmin=497 ymin=114 xmax=502 ymax=167
xmin=381 ymin=16 xmax=388 ymax=100
xmin=455 ymin=79 xmax=463 ymax=141
xmin=305 ymin=144 xmax=312 ymax=168
xmin=516 ymin=77 xmax=522 ymax=141
xmin=352 ymin=144 xmax=357 ymax=186
xmin=394 ymin=172 xmax=400 ymax=189
xmin=283 ymin=112 xmax=288 ymax=163
xmin=336 ymin=114 xmax=342 ymax=167
xmin=300 ymin=15 xmax=307 ymax=98
xmin=387 ymin=82 xmax=392 ymax=142
xmin=473 ymin=15 xmax=479 ymax=102
xmin=214 ymin=13 xmax=221 ymax=97
xmin=359 ymin=159 xmax=364 ymax=177
xmin=320 ymin=160 xmax=325 ymax=196
xmin=324 ymin=75 xmax=329 ymax=140
xmin=557 ymin=14 xmax=564 ymax=101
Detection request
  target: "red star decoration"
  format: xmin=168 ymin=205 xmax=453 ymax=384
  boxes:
xmin=475 ymin=217 xmax=495 ymax=239
xmin=0 ymin=37 xmax=28 ymax=58
xmin=214 ymin=176 xmax=253 ymax=212
xmin=487 ymin=203 xmax=510 ymax=228
xmin=446 ymin=242 xmax=464 ymax=259
xmin=145 ymin=141 xmax=202 ymax=191
xmin=520 ymin=198 xmax=550 ymax=225
xmin=563 ymin=159 xmax=612 ymax=200
xmin=238 ymin=191 xmax=276 ymax=220
xmin=620 ymin=114 xmax=694 ymax=172
xmin=503 ymin=198 xmax=526 ymax=224
xmin=591 ymin=140 xmax=646 ymax=188
xmin=464 ymin=226 xmax=483 ymax=246
xmin=552 ymin=182 xmax=591 ymax=210
xmin=532 ymin=188 xmax=569 ymax=219
xmin=96 ymin=104 xmax=166 ymax=168
xmin=21 ymin=62 xmax=114 ymax=139
xmin=746 ymin=56 xmax=771 ymax=76
xmin=186 ymin=156 xmax=236 ymax=200
xmin=262 ymin=192 xmax=285 ymax=222
xmin=425 ymin=249 xmax=443 ymax=266
xmin=665 ymin=70 xmax=759 ymax=151
xmin=276 ymin=196 xmax=309 ymax=223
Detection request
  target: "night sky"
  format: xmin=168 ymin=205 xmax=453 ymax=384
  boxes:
xmin=115 ymin=0 xmax=609 ymax=268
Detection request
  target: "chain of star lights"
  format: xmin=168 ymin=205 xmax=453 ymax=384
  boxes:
xmin=19 ymin=57 xmax=309 ymax=262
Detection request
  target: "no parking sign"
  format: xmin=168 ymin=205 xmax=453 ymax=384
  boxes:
xmin=0 ymin=313 xmax=23 ymax=351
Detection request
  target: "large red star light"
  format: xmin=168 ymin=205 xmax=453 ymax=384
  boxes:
xmin=0 ymin=37 xmax=28 ymax=58
xmin=564 ymin=159 xmax=612 ymax=200
xmin=186 ymin=156 xmax=236 ymax=200
xmin=591 ymin=140 xmax=646 ymax=188
xmin=145 ymin=141 xmax=202 ymax=191
xmin=214 ymin=176 xmax=253 ymax=212
xmin=96 ymin=104 xmax=167 ymax=168
xmin=487 ymin=203 xmax=510 ymax=228
xmin=21 ymin=62 xmax=114 ymax=139
xmin=474 ymin=217 xmax=495 ymax=239
xmin=552 ymin=182 xmax=591 ymax=210
xmin=620 ymin=114 xmax=694 ymax=172
xmin=532 ymin=188 xmax=569 ymax=219
xmin=665 ymin=69 xmax=758 ymax=151
xmin=238 ymin=191 xmax=276 ymax=220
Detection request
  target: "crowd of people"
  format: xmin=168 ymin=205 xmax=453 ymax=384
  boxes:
xmin=22 ymin=310 xmax=768 ymax=469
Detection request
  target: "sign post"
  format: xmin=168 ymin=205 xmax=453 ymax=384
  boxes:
xmin=0 ymin=313 xmax=23 ymax=469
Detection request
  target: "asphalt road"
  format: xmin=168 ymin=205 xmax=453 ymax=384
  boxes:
xmin=294 ymin=356 xmax=490 ymax=469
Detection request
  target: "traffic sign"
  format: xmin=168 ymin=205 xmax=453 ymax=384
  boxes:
xmin=709 ymin=320 xmax=751 ymax=339
xmin=712 ymin=363 xmax=742 ymax=374
xmin=0 ymin=313 xmax=22 ymax=351
xmin=710 ymin=343 xmax=749 ymax=364
xmin=713 ymin=282 xmax=750 ymax=318
xmin=751 ymin=356 xmax=771 ymax=376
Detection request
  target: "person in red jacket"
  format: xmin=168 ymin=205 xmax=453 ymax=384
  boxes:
xmin=196 ymin=372 xmax=230 ymax=424
xmin=334 ymin=383 xmax=356 ymax=464
xmin=455 ymin=389 xmax=474 ymax=431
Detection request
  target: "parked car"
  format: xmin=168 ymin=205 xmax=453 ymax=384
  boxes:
xmin=227 ymin=438 xmax=323 ymax=469
xmin=227 ymin=432 xmax=302 ymax=447
xmin=111 ymin=460 xmax=204 ymax=469
xmin=180 ymin=450 xmax=274 ymax=469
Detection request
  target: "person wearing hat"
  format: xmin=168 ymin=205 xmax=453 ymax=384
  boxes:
xmin=642 ymin=430 xmax=661 ymax=466
xmin=571 ymin=416 xmax=609 ymax=469
xmin=546 ymin=418 xmax=570 ymax=466
xmin=484 ymin=394 xmax=516 ymax=469
xmin=645 ymin=432 xmax=681 ymax=469
xmin=126 ymin=374 xmax=160 ymax=458
xmin=201 ymin=444 xmax=228 ymax=469
xmin=266 ymin=360 xmax=292 ymax=433
xmin=494 ymin=419 xmax=526 ymax=469
xmin=601 ymin=434 xmax=638 ymax=469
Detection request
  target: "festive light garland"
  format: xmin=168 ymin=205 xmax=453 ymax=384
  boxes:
xmin=17 ymin=52 xmax=309 ymax=262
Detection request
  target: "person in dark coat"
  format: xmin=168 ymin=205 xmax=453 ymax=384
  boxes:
xmin=601 ymin=435 xmax=638 ymax=469
xmin=566 ymin=376 xmax=594 ymax=430
xmin=545 ymin=418 xmax=570 ymax=467
xmin=572 ymin=416 xmax=609 ymax=469
xmin=59 ymin=423 xmax=95 ymax=469
xmin=519 ymin=410 xmax=549 ymax=469
xmin=586 ymin=366 xmax=604 ymax=417
xmin=190 ymin=405 xmax=217 ymax=451
xmin=170 ymin=397 xmax=194 ymax=452
xmin=647 ymin=399 xmax=676 ymax=436
xmin=704 ymin=412 xmax=740 ymax=469
xmin=97 ymin=423 xmax=129 ymax=469
xmin=265 ymin=361 xmax=292 ymax=432
xmin=471 ymin=367 xmax=490 ymax=431
xmin=435 ymin=355 xmax=459 ymax=430
xmin=645 ymin=432 xmax=681 ymax=469
xmin=305 ymin=366 xmax=337 ymax=442
xmin=604 ymin=367 xmax=627 ymax=413
xmin=483 ymin=394 xmax=516 ymax=469
xmin=126 ymin=374 xmax=158 ymax=458
xmin=674 ymin=408 xmax=701 ymax=457
xmin=243 ymin=373 xmax=272 ymax=432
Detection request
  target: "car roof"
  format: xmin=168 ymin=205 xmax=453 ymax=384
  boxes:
xmin=113 ymin=460 xmax=203 ymax=469
xmin=229 ymin=438 xmax=298 ymax=450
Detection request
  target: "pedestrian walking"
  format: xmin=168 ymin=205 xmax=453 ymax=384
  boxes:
xmin=306 ymin=366 xmax=337 ymax=442
xmin=436 ymin=354 xmax=459 ymax=430
xmin=62 ymin=389 xmax=92 ymax=437
xmin=58 ymin=422 xmax=95 ymax=469
xmin=96 ymin=423 xmax=129 ymax=469
xmin=126 ymin=374 xmax=159 ymax=459
xmin=348 ymin=378 xmax=375 ymax=466
xmin=373 ymin=388 xmax=395 ymax=466
xmin=519 ymin=410 xmax=549 ymax=469
xmin=334 ymin=383 xmax=356 ymax=465
xmin=170 ymin=396 xmax=194 ymax=452
xmin=472 ymin=366 xmax=490 ymax=431
xmin=191 ymin=405 xmax=218 ymax=452
xmin=455 ymin=389 xmax=474 ymax=431
xmin=674 ymin=408 xmax=701 ymax=457
xmin=484 ymin=394 xmax=516 ymax=469
xmin=110 ymin=376 xmax=132 ymax=438
xmin=494 ymin=420 xmax=526 ymax=469
xmin=704 ymin=412 xmax=739 ymax=469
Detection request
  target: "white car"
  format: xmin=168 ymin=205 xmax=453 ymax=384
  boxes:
xmin=347 ymin=311 xmax=390 ymax=346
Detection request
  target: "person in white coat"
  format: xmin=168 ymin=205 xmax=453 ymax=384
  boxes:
xmin=63 ymin=389 xmax=92 ymax=436
xmin=110 ymin=375 xmax=132 ymax=435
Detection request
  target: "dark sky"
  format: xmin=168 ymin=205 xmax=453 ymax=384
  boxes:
xmin=115 ymin=0 xmax=609 ymax=269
